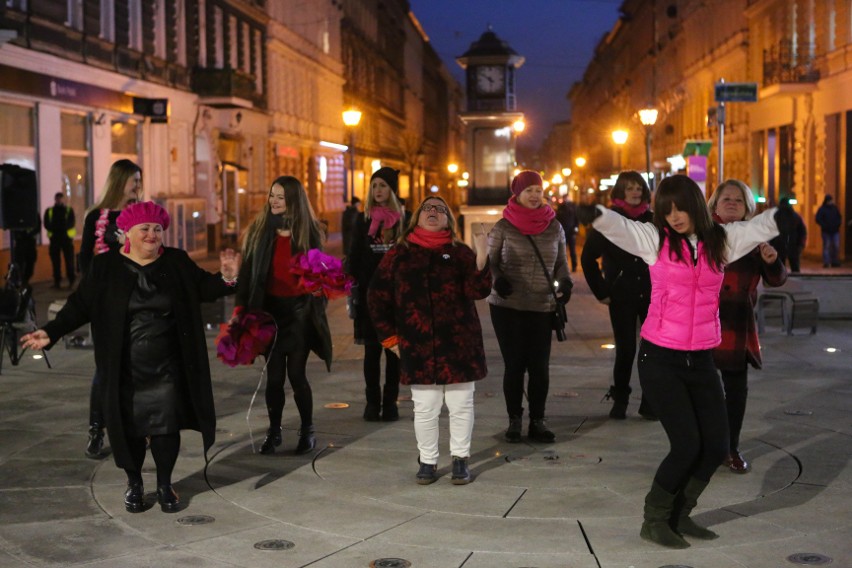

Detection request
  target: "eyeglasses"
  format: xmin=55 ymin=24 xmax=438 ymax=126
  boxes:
xmin=421 ymin=204 xmax=449 ymax=215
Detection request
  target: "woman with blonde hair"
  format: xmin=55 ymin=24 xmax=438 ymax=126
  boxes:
xmin=346 ymin=167 xmax=409 ymax=421
xmin=78 ymin=159 xmax=142 ymax=459
xmin=236 ymin=176 xmax=332 ymax=455
xmin=708 ymin=179 xmax=786 ymax=473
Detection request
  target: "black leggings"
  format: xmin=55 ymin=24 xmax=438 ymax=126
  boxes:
xmin=608 ymin=298 xmax=647 ymax=394
xmin=720 ymin=368 xmax=748 ymax=452
xmin=638 ymin=340 xmax=728 ymax=493
xmin=265 ymin=343 xmax=312 ymax=430
xmin=125 ymin=432 xmax=181 ymax=487
xmin=490 ymin=304 xmax=553 ymax=420
xmin=363 ymin=341 xmax=400 ymax=406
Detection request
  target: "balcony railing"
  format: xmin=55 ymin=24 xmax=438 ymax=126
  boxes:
xmin=763 ymin=39 xmax=820 ymax=86
xmin=191 ymin=67 xmax=263 ymax=107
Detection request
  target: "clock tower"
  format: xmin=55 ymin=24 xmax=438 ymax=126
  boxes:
xmin=456 ymin=28 xmax=525 ymax=242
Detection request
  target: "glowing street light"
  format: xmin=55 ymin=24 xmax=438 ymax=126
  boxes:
xmin=574 ymin=156 xmax=587 ymax=168
xmin=447 ymin=163 xmax=459 ymax=174
xmin=611 ymin=129 xmax=628 ymax=171
xmin=638 ymin=106 xmax=658 ymax=190
xmin=512 ymin=119 xmax=526 ymax=133
xmin=342 ymin=108 xmax=362 ymax=202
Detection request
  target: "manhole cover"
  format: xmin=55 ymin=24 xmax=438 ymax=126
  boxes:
xmin=370 ymin=559 xmax=412 ymax=568
xmin=254 ymin=539 xmax=295 ymax=551
xmin=176 ymin=515 xmax=215 ymax=525
xmin=784 ymin=409 xmax=814 ymax=416
xmin=787 ymin=552 xmax=833 ymax=565
xmin=323 ymin=402 xmax=349 ymax=409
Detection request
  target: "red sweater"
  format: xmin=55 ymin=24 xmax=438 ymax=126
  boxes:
xmin=266 ymin=235 xmax=305 ymax=297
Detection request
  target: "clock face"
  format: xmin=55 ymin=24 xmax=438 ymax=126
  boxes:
xmin=475 ymin=65 xmax=505 ymax=94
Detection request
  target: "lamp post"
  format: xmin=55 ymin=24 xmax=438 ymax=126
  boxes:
xmin=611 ymin=129 xmax=628 ymax=171
xmin=638 ymin=106 xmax=658 ymax=190
xmin=342 ymin=108 xmax=362 ymax=202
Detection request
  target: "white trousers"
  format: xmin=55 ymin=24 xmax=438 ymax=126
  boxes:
xmin=410 ymin=382 xmax=475 ymax=465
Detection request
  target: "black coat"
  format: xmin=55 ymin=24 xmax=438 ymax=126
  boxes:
xmin=42 ymin=248 xmax=234 ymax=470
xmin=581 ymin=207 xmax=653 ymax=306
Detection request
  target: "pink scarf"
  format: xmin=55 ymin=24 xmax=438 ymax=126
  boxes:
xmin=368 ymin=206 xmax=401 ymax=237
xmin=611 ymin=198 xmax=650 ymax=220
xmin=407 ymin=227 xmax=451 ymax=248
xmin=502 ymin=196 xmax=555 ymax=235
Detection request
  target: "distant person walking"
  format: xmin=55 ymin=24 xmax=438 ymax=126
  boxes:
xmin=43 ymin=192 xmax=76 ymax=288
xmin=341 ymin=196 xmax=361 ymax=257
xmin=772 ymin=196 xmax=806 ymax=273
xmin=556 ymin=196 xmax=579 ymax=272
xmin=815 ymin=195 xmax=842 ymax=267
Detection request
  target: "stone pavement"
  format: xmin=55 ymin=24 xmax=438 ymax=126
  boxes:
xmin=0 ymin=246 xmax=850 ymax=568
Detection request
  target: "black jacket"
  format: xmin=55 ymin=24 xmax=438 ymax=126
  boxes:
xmin=42 ymin=248 xmax=233 ymax=470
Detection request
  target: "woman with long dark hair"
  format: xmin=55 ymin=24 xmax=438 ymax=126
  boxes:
xmin=578 ymin=175 xmax=780 ymax=549
xmin=236 ymin=176 xmax=331 ymax=456
xmin=581 ymin=171 xmax=654 ymax=419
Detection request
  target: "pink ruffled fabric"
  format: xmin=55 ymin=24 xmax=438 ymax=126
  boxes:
xmin=290 ymin=249 xmax=354 ymax=300
xmin=215 ymin=309 xmax=277 ymax=367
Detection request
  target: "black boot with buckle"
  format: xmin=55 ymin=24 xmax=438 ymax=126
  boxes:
xmin=85 ymin=424 xmax=106 ymax=459
xmin=528 ymin=418 xmax=556 ymax=443
xmin=259 ymin=427 xmax=282 ymax=455
xmin=295 ymin=425 xmax=316 ymax=455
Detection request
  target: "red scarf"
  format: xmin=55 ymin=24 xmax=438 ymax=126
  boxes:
xmin=407 ymin=227 xmax=451 ymax=248
xmin=368 ymin=205 xmax=401 ymax=237
xmin=502 ymin=195 xmax=555 ymax=235
xmin=611 ymin=198 xmax=650 ymax=220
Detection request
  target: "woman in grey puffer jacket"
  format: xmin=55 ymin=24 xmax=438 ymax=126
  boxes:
xmin=487 ymin=171 xmax=572 ymax=443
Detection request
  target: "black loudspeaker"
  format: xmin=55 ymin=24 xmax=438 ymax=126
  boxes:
xmin=0 ymin=164 xmax=39 ymax=230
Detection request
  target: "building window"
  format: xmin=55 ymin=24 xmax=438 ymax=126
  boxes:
xmin=5 ymin=1 xmax=28 ymax=10
xmin=176 ymin=0 xmax=187 ymax=66
xmin=128 ymin=0 xmax=143 ymax=50
xmin=228 ymin=15 xmax=238 ymax=69
xmin=197 ymin=0 xmax=207 ymax=65
xmin=0 ymin=101 xmax=35 ymax=170
xmin=254 ymin=28 xmax=263 ymax=92
xmin=241 ymin=22 xmax=250 ymax=74
xmin=154 ymin=0 xmax=166 ymax=59
xmin=110 ymin=120 xmax=139 ymax=162
xmin=99 ymin=0 xmax=115 ymax=41
xmin=66 ymin=0 xmax=83 ymax=30
xmin=60 ymin=112 xmax=90 ymax=237
xmin=213 ymin=7 xmax=224 ymax=68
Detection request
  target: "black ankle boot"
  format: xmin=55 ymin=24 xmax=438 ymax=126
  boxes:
xmin=505 ymin=416 xmax=522 ymax=443
xmin=604 ymin=386 xmax=631 ymax=420
xmin=363 ymin=403 xmax=381 ymax=422
xmin=451 ymin=456 xmax=471 ymax=485
xmin=528 ymin=419 xmax=556 ymax=443
xmin=124 ymin=481 xmax=145 ymax=513
xmin=295 ymin=425 xmax=316 ymax=455
xmin=381 ymin=402 xmax=399 ymax=422
xmin=157 ymin=485 xmax=180 ymax=513
xmin=85 ymin=424 xmax=106 ymax=459
xmin=259 ymin=427 xmax=282 ymax=455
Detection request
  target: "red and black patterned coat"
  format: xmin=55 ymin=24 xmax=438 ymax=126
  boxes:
xmin=367 ymin=241 xmax=492 ymax=385
xmin=713 ymin=248 xmax=787 ymax=371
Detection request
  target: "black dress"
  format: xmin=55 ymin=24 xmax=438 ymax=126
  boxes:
xmin=121 ymin=257 xmax=185 ymax=437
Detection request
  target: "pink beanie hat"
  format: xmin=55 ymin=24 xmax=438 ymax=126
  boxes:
xmin=116 ymin=201 xmax=170 ymax=253
xmin=511 ymin=170 xmax=543 ymax=196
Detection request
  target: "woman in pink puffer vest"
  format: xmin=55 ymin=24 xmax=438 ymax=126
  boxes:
xmin=577 ymin=175 xmax=780 ymax=550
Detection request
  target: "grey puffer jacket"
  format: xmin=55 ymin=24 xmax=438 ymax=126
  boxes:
xmin=487 ymin=218 xmax=570 ymax=312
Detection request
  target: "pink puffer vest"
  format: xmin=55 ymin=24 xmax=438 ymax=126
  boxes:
xmin=641 ymin=236 xmax=724 ymax=351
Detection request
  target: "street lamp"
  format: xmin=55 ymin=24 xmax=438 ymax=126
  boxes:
xmin=342 ymin=107 xmax=362 ymax=202
xmin=611 ymin=129 xmax=628 ymax=171
xmin=638 ymin=106 xmax=658 ymax=190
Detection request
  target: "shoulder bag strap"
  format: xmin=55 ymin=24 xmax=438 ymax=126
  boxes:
xmin=527 ymin=235 xmax=560 ymax=305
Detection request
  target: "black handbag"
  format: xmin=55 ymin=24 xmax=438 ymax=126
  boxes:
xmin=527 ymin=236 xmax=568 ymax=342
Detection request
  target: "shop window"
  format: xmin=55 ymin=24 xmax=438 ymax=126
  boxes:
xmin=60 ymin=112 xmax=90 ymax=238
xmin=0 ymin=101 xmax=35 ymax=251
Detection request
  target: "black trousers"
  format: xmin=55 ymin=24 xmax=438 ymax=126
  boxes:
xmin=363 ymin=340 xmax=400 ymax=406
xmin=607 ymin=297 xmax=647 ymax=397
xmin=49 ymin=237 xmax=75 ymax=283
xmin=720 ymin=367 xmax=748 ymax=453
xmin=638 ymin=339 xmax=729 ymax=493
xmin=566 ymin=234 xmax=577 ymax=271
xmin=125 ymin=432 xmax=181 ymax=487
xmin=490 ymin=304 xmax=553 ymax=421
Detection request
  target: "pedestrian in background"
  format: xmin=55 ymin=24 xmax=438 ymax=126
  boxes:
xmin=341 ymin=196 xmax=361 ymax=257
xmin=43 ymin=191 xmax=76 ymax=289
xmin=772 ymin=195 xmax=806 ymax=273
xmin=78 ymin=158 xmax=142 ymax=459
xmin=487 ymin=170 xmax=571 ymax=444
xmin=346 ymin=168 xmax=407 ymax=421
xmin=577 ymin=174 xmax=780 ymax=549
xmin=237 ymin=176 xmax=331 ymax=456
xmin=815 ymin=194 xmax=842 ymax=267
xmin=22 ymin=201 xmax=240 ymax=514
xmin=708 ymin=180 xmax=787 ymax=474
xmin=581 ymin=171 xmax=655 ymax=420
xmin=368 ymin=196 xmax=491 ymax=485
xmin=556 ymin=196 xmax=579 ymax=272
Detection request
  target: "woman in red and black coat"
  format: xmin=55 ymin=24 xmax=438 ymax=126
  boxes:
xmin=709 ymin=180 xmax=787 ymax=473
xmin=581 ymin=171 xmax=654 ymax=420
xmin=368 ymin=196 xmax=491 ymax=486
